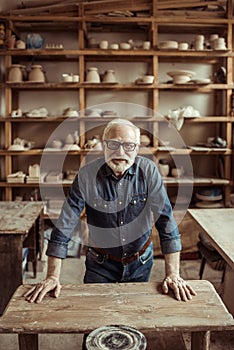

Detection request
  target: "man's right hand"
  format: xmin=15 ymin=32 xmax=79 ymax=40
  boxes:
xmin=24 ymin=276 xmax=61 ymax=303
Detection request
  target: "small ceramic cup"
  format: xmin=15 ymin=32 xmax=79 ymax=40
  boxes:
xmin=142 ymin=75 xmax=154 ymax=84
xmin=143 ymin=41 xmax=151 ymax=50
xmin=110 ymin=43 xmax=119 ymax=50
xmin=178 ymin=42 xmax=189 ymax=50
xmin=73 ymin=75 xmax=79 ymax=82
xmin=99 ymin=40 xmax=108 ymax=49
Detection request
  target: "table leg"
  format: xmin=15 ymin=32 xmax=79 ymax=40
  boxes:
xmin=191 ymin=331 xmax=210 ymax=350
xmin=221 ymin=264 xmax=234 ymax=315
xmin=0 ymin=235 xmax=22 ymax=315
xmin=18 ymin=334 xmax=38 ymax=350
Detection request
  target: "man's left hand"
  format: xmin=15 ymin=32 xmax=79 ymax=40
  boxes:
xmin=162 ymin=276 xmax=197 ymax=301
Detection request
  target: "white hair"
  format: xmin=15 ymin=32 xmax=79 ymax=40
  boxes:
xmin=102 ymin=118 xmax=141 ymax=144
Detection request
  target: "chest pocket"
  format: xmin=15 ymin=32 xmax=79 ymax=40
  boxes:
xmin=128 ymin=193 xmax=147 ymax=217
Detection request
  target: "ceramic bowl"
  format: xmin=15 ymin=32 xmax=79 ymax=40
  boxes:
xmin=119 ymin=42 xmax=131 ymax=50
xmin=142 ymin=75 xmax=154 ymax=84
xmin=158 ymin=41 xmax=178 ymax=49
xmin=110 ymin=43 xmax=119 ymax=50
xmin=167 ymin=70 xmax=195 ymax=84
xmin=173 ymin=75 xmax=191 ymax=84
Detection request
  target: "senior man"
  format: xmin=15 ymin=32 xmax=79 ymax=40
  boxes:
xmin=25 ymin=118 xmax=196 ymax=304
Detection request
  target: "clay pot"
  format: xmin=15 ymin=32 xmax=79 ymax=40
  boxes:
xmin=8 ymin=64 xmax=23 ymax=82
xmin=86 ymin=67 xmax=100 ymax=83
xmin=158 ymin=159 xmax=170 ymax=177
xmin=28 ymin=65 xmax=45 ymax=82
xmin=7 ymin=35 xmax=16 ymax=49
xmin=103 ymin=69 xmax=116 ymax=83
xmin=140 ymin=134 xmax=151 ymax=146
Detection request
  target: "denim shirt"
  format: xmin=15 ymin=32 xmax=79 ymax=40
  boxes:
xmin=46 ymin=156 xmax=181 ymax=259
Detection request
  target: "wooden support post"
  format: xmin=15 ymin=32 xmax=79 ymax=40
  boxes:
xmin=18 ymin=334 xmax=38 ymax=350
xmin=191 ymin=331 xmax=211 ymax=350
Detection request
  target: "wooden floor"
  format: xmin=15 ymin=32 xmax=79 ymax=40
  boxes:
xmin=0 ymin=254 xmax=233 ymax=350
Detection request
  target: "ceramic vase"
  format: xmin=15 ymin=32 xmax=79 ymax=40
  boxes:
xmin=103 ymin=69 xmax=116 ymax=83
xmin=28 ymin=65 xmax=45 ymax=82
xmin=8 ymin=64 xmax=23 ymax=82
xmin=86 ymin=67 xmax=100 ymax=83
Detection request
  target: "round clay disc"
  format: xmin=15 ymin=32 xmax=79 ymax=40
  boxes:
xmin=85 ymin=325 xmax=147 ymax=350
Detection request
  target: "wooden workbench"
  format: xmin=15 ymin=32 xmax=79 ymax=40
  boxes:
xmin=188 ymin=208 xmax=234 ymax=315
xmin=0 ymin=201 xmax=44 ymax=315
xmin=0 ymin=281 xmax=233 ymax=350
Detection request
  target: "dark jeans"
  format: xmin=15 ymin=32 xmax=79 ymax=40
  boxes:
xmin=84 ymin=242 xmax=154 ymax=283
xmin=82 ymin=243 xmax=154 ymax=349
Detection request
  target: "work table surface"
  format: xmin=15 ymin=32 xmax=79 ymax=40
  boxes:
xmin=0 ymin=201 xmax=44 ymax=234
xmin=0 ymin=281 xmax=233 ymax=334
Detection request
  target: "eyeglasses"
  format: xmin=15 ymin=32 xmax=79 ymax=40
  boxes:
xmin=104 ymin=140 xmax=137 ymax=152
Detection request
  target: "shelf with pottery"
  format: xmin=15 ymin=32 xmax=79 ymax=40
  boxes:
xmin=1 ymin=115 xmax=234 ymax=123
xmin=0 ymin=147 xmax=231 ymax=157
xmin=2 ymin=48 xmax=232 ymax=59
xmin=3 ymin=82 xmax=231 ymax=91
xmin=0 ymin=177 xmax=229 ymax=189
xmin=0 ymin=3 xmax=233 ymax=205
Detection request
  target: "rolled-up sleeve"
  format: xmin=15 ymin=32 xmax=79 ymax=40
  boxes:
xmin=148 ymin=162 xmax=182 ymax=255
xmin=46 ymin=174 xmax=85 ymax=259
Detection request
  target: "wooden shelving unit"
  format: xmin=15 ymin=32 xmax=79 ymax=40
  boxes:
xmin=0 ymin=0 xmax=233 ymax=209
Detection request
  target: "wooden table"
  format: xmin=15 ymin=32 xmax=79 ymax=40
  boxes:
xmin=188 ymin=208 xmax=234 ymax=315
xmin=0 ymin=201 xmax=44 ymax=315
xmin=0 ymin=281 xmax=233 ymax=350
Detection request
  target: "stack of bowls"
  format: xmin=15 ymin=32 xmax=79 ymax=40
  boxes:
xmin=194 ymin=35 xmax=204 ymax=50
xmin=195 ymin=187 xmax=224 ymax=208
xmin=213 ymin=37 xmax=227 ymax=50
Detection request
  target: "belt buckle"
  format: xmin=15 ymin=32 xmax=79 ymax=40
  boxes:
xmin=121 ymin=251 xmax=139 ymax=265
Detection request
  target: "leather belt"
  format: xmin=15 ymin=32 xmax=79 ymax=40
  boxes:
xmin=90 ymin=233 xmax=153 ymax=265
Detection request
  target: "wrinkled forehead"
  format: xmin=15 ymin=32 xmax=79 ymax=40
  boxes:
xmin=106 ymin=125 xmax=137 ymax=141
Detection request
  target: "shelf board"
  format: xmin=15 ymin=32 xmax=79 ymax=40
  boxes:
xmin=1 ymin=48 xmax=232 ymax=58
xmin=0 ymin=148 xmax=232 ymax=156
xmin=184 ymin=116 xmax=234 ymax=123
xmin=157 ymin=148 xmax=232 ymax=155
xmin=0 ymin=116 xmax=233 ymax=123
xmin=0 ymin=116 xmax=80 ymax=122
xmin=158 ymin=83 xmax=230 ymax=90
xmin=0 ymin=177 xmax=230 ymax=188
xmin=0 ymin=149 xmax=90 ymax=156
xmin=3 ymin=82 xmax=232 ymax=90
xmin=3 ymin=82 xmax=156 ymax=89
xmin=164 ymin=177 xmax=230 ymax=186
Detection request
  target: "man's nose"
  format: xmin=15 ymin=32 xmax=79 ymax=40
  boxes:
xmin=116 ymin=144 xmax=125 ymax=155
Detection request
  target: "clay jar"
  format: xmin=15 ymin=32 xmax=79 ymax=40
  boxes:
xmin=8 ymin=64 xmax=23 ymax=82
xmin=86 ymin=67 xmax=100 ymax=83
xmin=158 ymin=159 xmax=170 ymax=177
xmin=28 ymin=65 xmax=45 ymax=82
xmin=103 ymin=69 xmax=116 ymax=83
xmin=7 ymin=35 xmax=16 ymax=49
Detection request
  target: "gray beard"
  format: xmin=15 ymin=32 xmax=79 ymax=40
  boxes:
xmin=107 ymin=159 xmax=133 ymax=175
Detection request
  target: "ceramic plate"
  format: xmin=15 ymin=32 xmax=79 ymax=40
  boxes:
xmin=195 ymin=201 xmax=224 ymax=208
xmin=190 ymin=79 xmax=211 ymax=84
xmin=136 ymin=81 xmax=154 ymax=85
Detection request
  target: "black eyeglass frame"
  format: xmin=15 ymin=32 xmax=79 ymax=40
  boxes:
xmin=104 ymin=140 xmax=138 ymax=152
